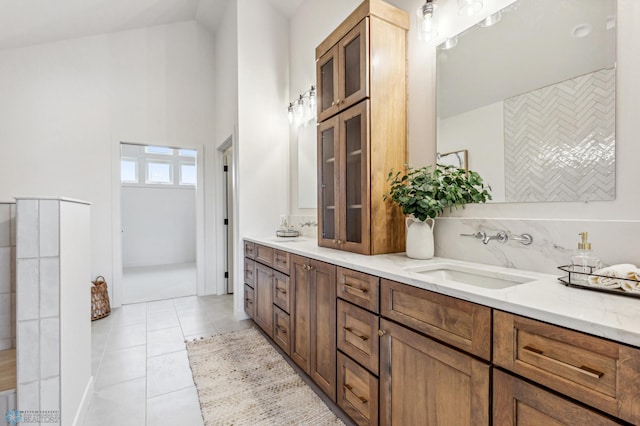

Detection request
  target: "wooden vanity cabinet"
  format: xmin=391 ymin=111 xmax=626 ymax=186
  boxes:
xmin=316 ymin=0 xmax=408 ymax=256
xmin=290 ymin=254 xmax=338 ymax=401
xmin=494 ymin=310 xmax=640 ymax=424
xmin=493 ymin=369 xmax=622 ymax=425
xmin=379 ymin=318 xmax=490 ymax=425
xmin=254 ymin=263 xmax=274 ymax=338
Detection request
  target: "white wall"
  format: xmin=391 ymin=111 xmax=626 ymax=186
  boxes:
xmin=235 ymin=0 xmax=290 ymax=316
xmin=0 ymin=21 xmax=218 ymax=306
xmin=438 ymin=101 xmax=505 ymax=201
xmin=288 ymin=0 xmax=640 ymax=268
xmin=121 ymin=187 xmax=196 ymax=268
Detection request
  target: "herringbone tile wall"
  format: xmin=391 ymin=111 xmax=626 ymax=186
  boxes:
xmin=504 ymin=67 xmax=615 ymax=202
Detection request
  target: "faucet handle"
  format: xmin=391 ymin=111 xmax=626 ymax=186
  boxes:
xmin=460 ymin=231 xmax=486 ymax=240
xmin=512 ymin=233 xmax=533 ymax=245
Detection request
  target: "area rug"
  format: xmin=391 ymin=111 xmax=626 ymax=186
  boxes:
xmin=186 ymin=327 xmax=345 ymax=425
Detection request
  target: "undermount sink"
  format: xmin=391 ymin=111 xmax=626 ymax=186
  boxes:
xmin=404 ymin=263 xmax=536 ymax=290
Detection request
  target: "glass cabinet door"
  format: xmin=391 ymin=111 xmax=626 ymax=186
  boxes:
xmin=338 ymin=19 xmax=369 ymax=113
xmin=339 ymin=101 xmax=370 ymax=254
xmin=317 ymin=46 xmax=340 ymax=122
xmin=318 ymin=116 xmax=340 ymax=248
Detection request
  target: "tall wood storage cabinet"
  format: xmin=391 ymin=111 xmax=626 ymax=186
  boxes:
xmin=316 ymin=0 xmax=408 ymax=255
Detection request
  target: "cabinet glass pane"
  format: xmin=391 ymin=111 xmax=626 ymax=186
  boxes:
xmin=321 ymin=58 xmax=335 ymax=112
xmin=344 ymin=35 xmax=361 ymax=99
xmin=344 ymin=115 xmax=362 ymax=244
xmin=322 ymin=127 xmax=336 ymax=240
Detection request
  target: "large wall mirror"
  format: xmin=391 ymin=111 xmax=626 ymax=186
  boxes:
xmin=436 ymin=0 xmax=616 ymax=203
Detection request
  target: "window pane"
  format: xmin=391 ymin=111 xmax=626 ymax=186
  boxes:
xmin=179 ymin=149 xmax=197 ymax=157
xmin=180 ymin=164 xmax=196 ymax=185
xmin=145 ymin=146 xmax=174 ymax=155
xmin=147 ymin=162 xmax=172 ymax=184
xmin=121 ymin=159 xmax=137 ymax=183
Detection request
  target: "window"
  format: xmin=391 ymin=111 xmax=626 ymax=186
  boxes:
xmin=120 ymin=159 xmax=138 ymax=183
xmin=145 ymin=146 xmax=174 ymax=155
xmin=147 ymin=161 xmax=172 ymax=184
xmin=121 ymin=143 xmax=196 ymax=187
xmin=180 ymin=163 xmax=197 ymax=186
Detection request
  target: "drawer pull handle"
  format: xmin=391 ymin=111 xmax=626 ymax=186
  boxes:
xmin=244 ymin=299 xmax=252 ymax=304
xmin=343 ymin=282 xmax=368 ymax=294
xmin=276 ymin=286 xmax=287 ymax=294
xmin=343 ymin=326 xmax=368 ymax=341
xmin=276 ymin=325 xmax=287 ymax=334
xmin=344 ymin=384 xmax=368 ymax=404
xmin=522 ymin=345 xmax=604 ymax=379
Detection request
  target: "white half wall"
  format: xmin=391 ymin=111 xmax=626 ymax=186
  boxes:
xmin=121 ymin=187 xmax=196 ymax=268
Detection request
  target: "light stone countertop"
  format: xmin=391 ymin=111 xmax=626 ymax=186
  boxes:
xmin=245 ymin=236 xmax=640 ymax=348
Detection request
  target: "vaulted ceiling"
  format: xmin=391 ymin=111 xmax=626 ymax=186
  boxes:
xmin=0 ymin=0 xmax=303 ymax=51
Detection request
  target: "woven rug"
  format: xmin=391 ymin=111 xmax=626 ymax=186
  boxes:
xmin=186 ymin=327 xmax=345 ymax=425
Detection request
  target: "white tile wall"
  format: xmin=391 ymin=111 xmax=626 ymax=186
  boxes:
xmin=17 ymin=320 xmax=39 ymax=384
xmin=16 ymin=200 xmax=38 ymax=259
xmin=16 ymin=259 xmax=39 ymax=321
xmin=0 ymin=389 xmax=17 ymax=426
xmin=40 ymin=318 xmax=60 ymax=379
xmin=16 ymin=199 xmax=62 ymax=421
xmin=0 ymin=203 xmax=15 ymax=351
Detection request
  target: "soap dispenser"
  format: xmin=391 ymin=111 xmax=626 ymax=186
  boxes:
xmin=570 ymin=232 xmax=601 ymax=284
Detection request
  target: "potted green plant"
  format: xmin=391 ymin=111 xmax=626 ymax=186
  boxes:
xmin=385 ymin=164 xmax=492 ymax=259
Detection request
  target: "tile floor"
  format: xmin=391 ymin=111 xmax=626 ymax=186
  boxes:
xmin=122 ymin=262 xmax=197 ymax=304
xmin=83 ymin=294 xmax=252 ymax=426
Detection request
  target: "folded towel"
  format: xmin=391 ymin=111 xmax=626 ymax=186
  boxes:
xmin=588 ymin=264 xmax=637 ymax=289
xmin=621 ymin=269 xmax=640 ymax=293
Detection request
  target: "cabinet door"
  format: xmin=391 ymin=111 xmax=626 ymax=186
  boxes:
xmin=243 ymin=284 xmax=255 ymax=319
xmin=254 ymin=263 xmax=273 ymax=338
xmin=338 ymin=18 xmax=369 ymax=112
xmin=318 ymin=116 xmax=341 ymax=250
xmin=310 ymin=259 xmax=337 ymax=401
xmin=291 ymin=254 xmax=312 ymax=372
xmin=379 ymin=318 xmax=490 ymax=426
xmin=339 ymin=100 xmax=370 ymax=255
xmin=317 ymin=45 xmax=340 ymax=122
xmin=493 ymin=369 xmax=621 ymax=425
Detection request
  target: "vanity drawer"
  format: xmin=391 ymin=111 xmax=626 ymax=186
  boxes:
xmin=244 ymin=258 xmax=256 ymax=288
xmin=274 ymin=249 xmax=291 ymax=275
xmin=380 ymin=279 xmax=491 ymax=360
xmin=493 ymin=369 xmax=621 ymax=426
xmin=244 ymin=241 xmax=255 ymax=259
xmin=337 ymin=300 xmax=379 ymax=374
xmin=255 ymin=244 xmax=274 ymax=267
xmin=244 ymin=284 xmax=255 ymax=319
xmin=494 ymin=310 xmax=640 ymax=424
xmin=273 ymin=306 xmax=291 ymax=356
xmin=273 ymin=271 xmax=291 ymax=313
xmin=337 ymin=352 xmax=379 ymax=426
xmin=337 ymin=267 xmax=380 ymax=313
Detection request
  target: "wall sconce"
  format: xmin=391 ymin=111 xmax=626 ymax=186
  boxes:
xmin=458 ymin=0 xmax=483 ymax=16
xmin=416 ymin=0 xmax=438 ymax=42
xmin=288 ymin=85 xmax=316 ymax=126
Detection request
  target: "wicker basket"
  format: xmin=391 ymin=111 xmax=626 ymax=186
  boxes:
xmin=91 ymin=276 xmax=111 ymax=321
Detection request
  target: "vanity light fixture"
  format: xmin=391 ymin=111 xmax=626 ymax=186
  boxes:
xmin=288 ymin=85 xmax=316 ymax=126
xmin=416 ymin=0 xmax=438 ymax=42
xmin=458 ymin=0 xmax=483 ymax=17
xmin=439 ymin=36 xmax=458 ymax=50
xmin=478 ymin=11 xmax=501 ymax=28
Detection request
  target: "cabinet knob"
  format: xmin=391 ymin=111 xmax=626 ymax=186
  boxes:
xmin=378 ymin=330 xmax=386 ymax=337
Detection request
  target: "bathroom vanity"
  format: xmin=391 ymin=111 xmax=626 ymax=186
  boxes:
xmin=244 ymin=236 xmax=640 ymax=426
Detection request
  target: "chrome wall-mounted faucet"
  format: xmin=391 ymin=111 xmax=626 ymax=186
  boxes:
xmin=460 ymin=230 xmax=533 ymax=245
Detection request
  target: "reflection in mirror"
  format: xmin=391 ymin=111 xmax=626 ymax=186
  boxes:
xmin=298 ymin=123 xmax=317 ymax=208
xmin=436 ymin=0 xmax=615 ymax=203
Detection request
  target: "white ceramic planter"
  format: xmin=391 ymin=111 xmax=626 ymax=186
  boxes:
xmin=405 ymin=217 xmax=435 ymax=259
